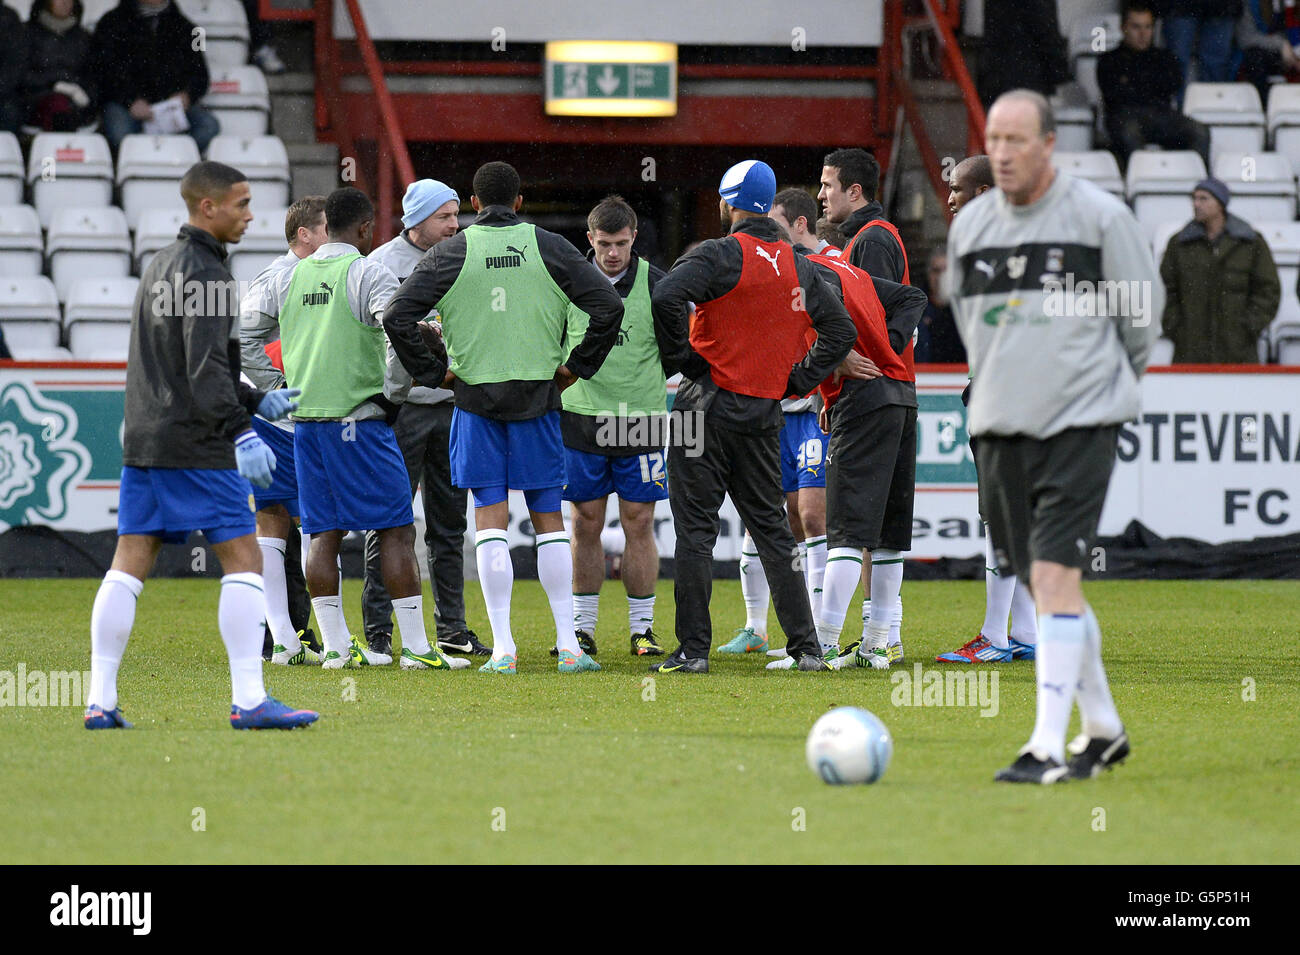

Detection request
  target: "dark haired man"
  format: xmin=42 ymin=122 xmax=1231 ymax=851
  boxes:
xmin=86 ymin=161 xmax=316 ymax=731
xmin=385 ymin=161 xmax=624 ymax=674
xmin=559 ymin=195 xmax=669 ymax=658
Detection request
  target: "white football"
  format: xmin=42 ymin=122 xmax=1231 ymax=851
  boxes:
xmin=806 ymin=706 xmax=893 ymax=784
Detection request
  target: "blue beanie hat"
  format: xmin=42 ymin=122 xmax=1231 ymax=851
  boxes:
xmin=719 ymin=159 xmax=777 ymax=214
xmin=1192 ymin=177 xmax=1230 ymax=210
xmin=402 ymin=179 xmax=460 ymax=229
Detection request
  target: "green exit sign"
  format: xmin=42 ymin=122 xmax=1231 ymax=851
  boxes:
xmin=544 ymin=41 xmax=677 ymax=117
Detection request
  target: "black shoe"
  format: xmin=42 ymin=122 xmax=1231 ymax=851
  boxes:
xmin=797 ymin=652 xmax=832 ymax=671
xmin=366 ymin=631 xmax=393 ymax=656
xmin=437 ymin=628 xmax=492 ymax=656
xmin=1067 ymin=730 xmax=1130 ymax=780
xmin=261 ymin=625 xmax=274 ymax=661
xmin=994 ymin=752 xmax=1069 ymax=784
xmin=299 ymin=627 xmax=323 ymax=653
xmin=630 ymin=628 xmax=665 ymax=656
xmin=549 ymin=630 xmax=598 ymax=656
xmin=650 ymin=649 xmax=709 ymax=673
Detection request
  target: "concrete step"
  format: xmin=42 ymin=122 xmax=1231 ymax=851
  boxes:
xmin=286 ymin=141 xmax=341 ymax=200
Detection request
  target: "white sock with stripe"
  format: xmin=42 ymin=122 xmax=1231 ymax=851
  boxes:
xmin=536 ymin=531 xmax=577 ymax=655
xmin=475 ymin=529 xmax=515 ymax=658
xmin=88 ymin=569 xmax=142 ymax=712
xmin=803 ymin=535 xmax=827 ymax=623
xmin=818 ymin=547 xmax=863 ymax=652
xmin=1024 ymin=613 xmax=1086 ymax=764
xmin=1078 ymin=605 xmax=1123 ymax=739
xmin=258 ymin=536 xmax=298 ymax=652
xmin=628 ymin=593 xmax=655 ymax=636
xmin=312 ymin=595 xmax=348 ymax=656
xmin=981 ymin=530 xmax=1014 ymax=648
xmin=219 ymin=572 xmax=268 ymax=710
xmin=393 ymin=594 xmax=430 ymax=655
xmin=739 ymin=532 xmax=769 ymax=633
xmin=1009 ymin=580 xmax=1039 ymax=645
xmin=865 ymin=551 xmax=903 ymax=650
xmin=573 ymin=592 xmax=600 ymax=635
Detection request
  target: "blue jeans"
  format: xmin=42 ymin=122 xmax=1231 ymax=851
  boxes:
xmin=1164 ymin=16 xmax=1237 ymax=97
xmin=101 ymin=100 xmax=221 ymax=153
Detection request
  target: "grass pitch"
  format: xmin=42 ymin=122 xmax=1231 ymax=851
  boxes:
xmin=1 ymin=578 xmax=1296 ymax=864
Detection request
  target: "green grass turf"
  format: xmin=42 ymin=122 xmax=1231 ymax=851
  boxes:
xmin=1 ymin=578 xmax=1296 ymax=864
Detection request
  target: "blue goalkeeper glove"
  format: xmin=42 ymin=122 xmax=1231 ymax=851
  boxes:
xmin=256 ymin=387 xmax=301 ymax=421
xmin=234 ymin=430 xmax=276 ymax=489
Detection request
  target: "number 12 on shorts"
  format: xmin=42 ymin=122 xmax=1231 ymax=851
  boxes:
xmin=638 ymin=451 xmax=666 ymax=486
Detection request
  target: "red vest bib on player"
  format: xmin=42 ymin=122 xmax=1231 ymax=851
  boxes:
xmin=808 ymin=253 xmax=910 ymax=407
xmin=690 ymin=232 xmax=811 ymax=399
xmin=844 ymin=217 xmax=915 ymax=380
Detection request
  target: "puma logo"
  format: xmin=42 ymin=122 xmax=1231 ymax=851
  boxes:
xmin=505 ymin=244 xmax=528 ymax=261
xmin=974 ymin=260 xmax=995 ymax=279
xmin=756 ymin=246 xmax=781 ymax=276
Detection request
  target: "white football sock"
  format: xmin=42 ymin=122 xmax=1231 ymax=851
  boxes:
xmin=258 ymin=536 xmax=298 ymax=652
xmin=300 ymin=530 xmax=310 ymax=578
xmin=739 ymin=532 xmax=769 ymax=633
xmin=981 ymin=530 xmax=1014 ymax=648
xmin=219 ymin=572 xmax=268 ymax=710
xmin=392 ymin=594 xmax=431 ymax=655
xmin=536 ymin=530 xmax=577 ymax=654
xmin=1009 ymin=580 xmax=1039 ymax=644
xmin=888 ymin=597 xmax=903 ymax=646
xmin=336 ymin=556 xmax=352 ymax=635
xmin=1078 ymin=605 xmax=1123 ymax=739
xmin=865 ymin=551 xmax=903 ymax=649
xmin=817 ymin=547 xmax=863 ymax=652
xmin=476 ymin=530 xmax=515 ymax=658
xmin=312 ymin=594 xmax=348 ymax=656
xmin=803 ymin=536 xmax=827 ymax=623
xmin=861 ymin=598 xmax=871 ymax=641
xmin=1024 ymin=613 xmax=1087 ymax=765
xmin=88 ymin=569 xmax=142 ymax=712
xmin=628 ymin=593 xmax=655 ymax=636
xmin=573 ymin=592 xmax=600 ymax=634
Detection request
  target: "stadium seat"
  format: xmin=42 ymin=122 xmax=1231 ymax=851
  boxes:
xmin=1126 ymin=150 xmax=1206 ymax=242
xmin=45 ymin=206 xmax=133 ymax=302
xmin=1255 ymin=222 xmax=1300 ymax=362
xmin=1054 ymin=150 xmax=1124 ymax=197
xmin=0 ymin=276 xmax=62 ymax=351
xmin=1150 ymin=220 xmax=1184 ymax=266
xmin=1069 ymin=13 xmax=1121 ymax=109
xmin=133 ymin=207 xmax=189 ymax=274
xmin=0 ymin=205 xmax=44 ymax=277
xmin=26 ymin=133 xmax=114 ymax=229
xmin=80 ymin=0 xmax=118 ymax=32
xmin=228 ymin=206 xmax=288 ymax=284
xmin=1149 ymin=337 xmax=1174 ymax=365
xmin=205 ymin=135 xmax=291 ymax=207
xmin=1211 ymin=152 xmax=1297 ymax=224
xmin=116 ymin=134 xmax=201 ymax=232
xmin=0 ymin=132 xmax=22 ymax=205
xmin=69 ymin=322 xmax=132 ymax=360
xmin=1266 ymin=85 xmax=1300 ymax=177
xmin=1273 ymin=322 xmax=1300 ymax=364
xmin=1051 ymin=84 xmax=1095 ymax=153
xmin=176 ymin=0 xmax=250 ymax=69
xmin=6 ymin=346 xmax=76 ymax=362
xmin=203 ymin=67 xmax=270 ymax=138
xmin=1183 ymin=83 xmax=1266 ymax=166
xmin=65 ymin=277 xmax=139 ymax=359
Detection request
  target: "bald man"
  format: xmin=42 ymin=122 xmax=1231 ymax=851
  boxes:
xmin=946 ymin=155 xmax=993 ymax=216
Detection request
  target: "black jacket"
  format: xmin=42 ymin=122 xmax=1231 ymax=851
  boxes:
xmin=90 ymin=0 xmax=209 ymax=108
xmin=561 ymin=251 xmax=669 ymax=455
xmin=0 ymin=6 xmax=26 ymax=100
xmin=979 ymin=0 xmax=1070 ymax=106
xmin=22 ymin=15 xmax=96 ymax=109
xmin=383 ymin=205 xmax=625 ymax=421
xmin=651 ymin=217 xmax=856 ymax=433
xmin=124 ymin=225 xmax=265 ymax=469
xmin=1098 ymin=44 xmax=1183 ymax=114
xmin=840 ymin=202 xmax=908 ymax=286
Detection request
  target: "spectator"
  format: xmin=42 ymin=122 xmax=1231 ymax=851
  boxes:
xmin=22 ymin=0 xmax=96 ymax=133
xmin=91 ymin=0 xmax=219 ymax=153
xmin=1099 ymin=2 xmax=1211 ymax=165
xmin=1237 ymin=1 xmax=1300 ymax=108
xmin=0 ymin=4 xmax=27 ymax=134
xmin=815 ymin=216 xmax=846 ymax=253
xmin=1160 ymin=177 xmax=1281 ymax=363
xmin=1162 ymin=1 xmax=1243 ymax=88
xmin=978 ymin=0 xmax=1071 ymax=109
xmin=915 ymin=250 xmax=967 ymax=364
xmin=242 ymin=0 xmax=286 ymax=74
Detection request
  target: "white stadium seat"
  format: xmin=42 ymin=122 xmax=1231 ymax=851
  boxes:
xmin=133 ymin=207 xmax=189 ymax=274
xmin=1255 ymin=222 xmax=1300 ymax=361
xmin=116 ymin=134 xmax=202 ymax=232
xmin=46 ymin=207 xmax=132 ymax=302
xmin=69 ymin=322 xmax=132 ymax=361
xmin=1211 ymin=152 xmax=1297 ymax=224
xmin=0 ymin=276 xmax=62 ymax=351
xmin=206 ymin=135 xmax=291 ymax=208
xmin=1054 ymin=150 xmax=1124 ymax=197
xmin=1265 ymin=83 xmax=1300 ymax=176
xmin=0 ymin=132 xmax=23 ymax=205
xmin=1051 ymin=84 xmax=1095 ymax=153
xmin=1126 ymin=150 xmax=1206 ymax=243
xmin=65 ymin=277 xmax=140 ymax=360
xmin=177 ymin=0 xmax=250 ymax=69
xmin=227 ymin=206 xmax=288 ymax=284
xmin=1274 ymin=323 xmax=1300 ymax=364
xmin=1183 ymin=83 xmax=1266 ymax=166
xmin=1149 ymin=337 xmax=1175 ymax=365
xmin=1069 ymin=13 xmax=1121 ymax=109
xmin=1151 ymin=220 xmax=1184 ymax=266
xmin=0 ymin=204 xmax=44 ymax=277
xmin=6 ymin=346 xmax=76 ymax=362
xmin=26 ymin=132 xmax=114 ymax=229
xmin=203 ymin=67 xmax=270 ymax=138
